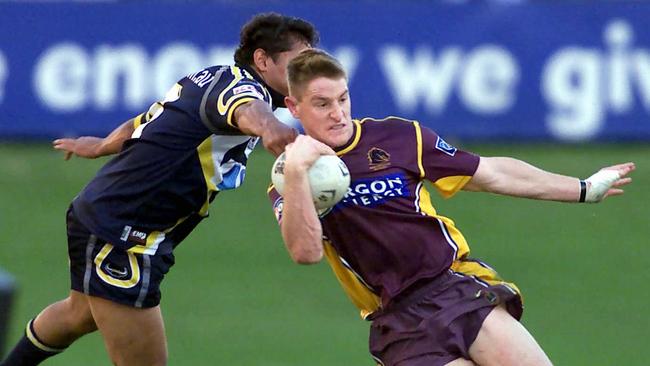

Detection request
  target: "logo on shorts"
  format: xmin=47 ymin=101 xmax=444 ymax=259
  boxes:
xmin=120 ymin=225 xmax=148 ymax=244
xmin=103 ymin=262 xmax=129 ymax=280
xmin=120 ymin=225 xmax=132 ymax=242
xmin=128 ymin=230 xmax=148 ymax=245
xmin=367 ymin=147 xmax=391 ymax=171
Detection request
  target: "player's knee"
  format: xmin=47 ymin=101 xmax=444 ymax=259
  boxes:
xmin=62 ymin=297 xmax=97 ymax=334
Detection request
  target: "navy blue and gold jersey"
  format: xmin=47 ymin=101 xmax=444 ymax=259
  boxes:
xmin=73 ymin=64 xmax=276 ymax=255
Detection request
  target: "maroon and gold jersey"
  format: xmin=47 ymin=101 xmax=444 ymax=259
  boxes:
xmin=269 ymin=117 xmax=485 ymax=319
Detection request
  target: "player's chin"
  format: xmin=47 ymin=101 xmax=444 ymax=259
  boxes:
xmin=327 ymin=126 xmax=350 ymax=142
xmin=325 ymin=134 xmax=348 ymax=148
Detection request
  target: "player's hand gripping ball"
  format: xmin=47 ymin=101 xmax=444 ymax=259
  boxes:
xmin=272 ymin=153 xmax=351 ymax=210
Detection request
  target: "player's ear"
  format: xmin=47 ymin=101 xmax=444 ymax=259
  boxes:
xmin=253 ymin=48 xmax=269 ymax=72
xmin=285 ymin=96 xmax=300 ymax=118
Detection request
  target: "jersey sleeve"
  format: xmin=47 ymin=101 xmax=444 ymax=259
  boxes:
xmin=206 ymin=66 xmax=271 ymax=131
xmin=415 ymin=123 xmax=480 ymax=198
xmin=268 ymin=184 xmax=284 ymax=225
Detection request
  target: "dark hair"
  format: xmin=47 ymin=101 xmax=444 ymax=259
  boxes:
xmin=234 ymin=13 xmax=319 ymax=65
xmin=287 ymin=49 xmax=347 ymax=98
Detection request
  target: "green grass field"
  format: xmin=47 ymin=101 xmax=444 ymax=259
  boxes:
xmin=0 ymin=142 xmax=648 ymax=365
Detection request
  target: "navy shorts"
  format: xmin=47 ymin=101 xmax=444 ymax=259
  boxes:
xmin=66 ymin=206 xmax=175 ymax=308
xmin=369 ymin=260 xmax=523 ymax=366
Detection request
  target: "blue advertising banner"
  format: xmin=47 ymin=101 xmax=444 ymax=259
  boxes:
xmin=0 ymin=1 xmax=649 ymax=141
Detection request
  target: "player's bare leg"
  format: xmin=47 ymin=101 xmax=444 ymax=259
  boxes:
xmin=468 ymin=305 xmax=553 ymax=366
xmin=87 ymin=295 xmax=167 ymax=366
xmin=32 ymin=290 xmax=98 ymax=347
xmin=0 ymin=290 xmax=98 ymax=365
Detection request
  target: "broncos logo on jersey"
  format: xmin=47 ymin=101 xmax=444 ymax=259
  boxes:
xmin=367 ymin=147 xmax=391 ymax=171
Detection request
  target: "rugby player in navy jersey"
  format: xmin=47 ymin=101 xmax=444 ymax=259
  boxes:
xmin=1 ymin=13 xmax=318 ymax=366
xmin=268 ymin=49 xmax=635 ymax=366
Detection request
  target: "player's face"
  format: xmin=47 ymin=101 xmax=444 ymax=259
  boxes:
xmin=288 ymin=77 xmax=353 ymax=148
xmin=263 ymin=41 xmax=310 ymax=96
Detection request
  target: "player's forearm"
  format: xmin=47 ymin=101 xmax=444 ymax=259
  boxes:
xmin=466 ymin=157 xmax=581 ymax=202
xmin=233 ymin=100 xmax=276 ymax=137
xmin=280 ymin=168 xmax=324 ymax=264
xmin=97 ymin=119 xmax=136 ymax=156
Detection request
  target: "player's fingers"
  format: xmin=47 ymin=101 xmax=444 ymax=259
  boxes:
xmin=314 ymin=140 xmax=335 ymax=155
xmin=54 ymin=139 xmax=75 ymax=149
xmin=617 ymin=163 xmax=636 ymax=177
xmin=612 ymin=177 xmax=632 ymax=188
xmin=290 ymin=128 xmax=299 ymax=140
xmin=321 ymin=146 xmax=336 ymax=155
xmin=606 ymin=162 xmax=635 ymax=173
xmin=282 ymin=142 xmax=296 ymax=157
xmin=606 ymin=162 xmax=633 ymax=169
xmin=604 ymin=189 xmax=625 ymax=198
xmin=264 ymin=138 xmax=286 ymax=157
xmin=53 ymin=138 xmax=73 ymax=146
xmin=270 ymin=146 xmax=283 ymax=157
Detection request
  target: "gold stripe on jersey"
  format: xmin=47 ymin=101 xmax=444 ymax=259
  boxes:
xmin=323 ymin=240 xmax=381 ymax=319
xmin=132 ymin=113 xmax=145 ymax=129
xmin=226 ymin=97 xmax=257 ymax=127
xmin=450 ymin=258 xmax=522 ymax=298
xmin=358 ymin=115 xmax=414 ymax=124
xmin=433 ymin=175 xmax=473 ymax=199
xmin=336 ymin=119 xmax=363 ymax=156
xmin=197 ymin=137 xmax=217 ymax=215
xmin=417 ymin=184 xmax=471 ymax=260
xmin=94 ymin=243 xmax=141 ymax=289
xmin=217 ymin=66 xmax=260 ymax=128
xmin=413 ymin=121 xmax=425 ymax=178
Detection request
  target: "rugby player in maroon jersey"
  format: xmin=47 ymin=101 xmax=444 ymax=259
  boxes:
xmin=269 ymin=49 xmax=635 ymax=366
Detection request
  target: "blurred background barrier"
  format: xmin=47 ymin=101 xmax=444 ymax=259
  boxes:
xmin=0 ymin=267 xmax=16 ymax=359
xmin=0 ymin=1 xmax=649 ymax=141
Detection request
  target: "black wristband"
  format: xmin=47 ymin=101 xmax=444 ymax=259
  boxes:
xmin=579 ymin=180 xmax=587 ymax=203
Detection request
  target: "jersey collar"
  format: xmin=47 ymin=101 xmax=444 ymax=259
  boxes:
xmin=237 ymin=63 xmax=287 ymax=109
xmin=335 ymin=119 xmax=362 ymax=156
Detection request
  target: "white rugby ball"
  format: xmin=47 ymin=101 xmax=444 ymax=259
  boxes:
xmin=271 ymin=152 xmax=350 ymax=210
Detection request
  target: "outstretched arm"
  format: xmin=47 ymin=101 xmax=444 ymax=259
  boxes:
xmin=52 ymin=117 xmax=136 ymax=160
xmin=463 ymin=157 xmax=635 ymax=203
xmin=233 ymin=99 xmax=298 ymax=157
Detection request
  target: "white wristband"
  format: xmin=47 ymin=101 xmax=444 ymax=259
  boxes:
xmin=584 ymin=170 xmax=620 ymax=203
